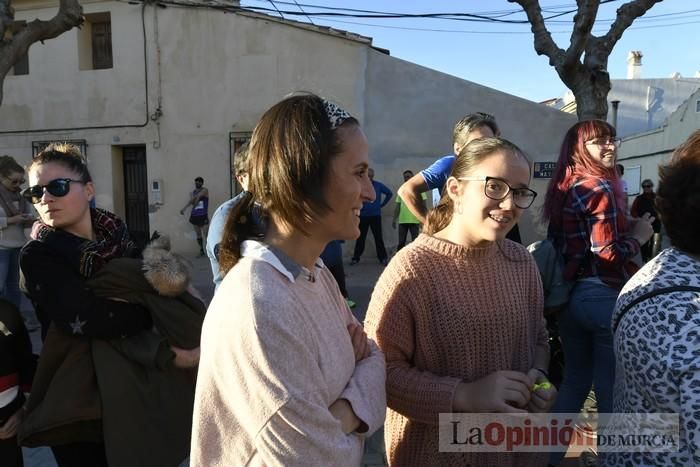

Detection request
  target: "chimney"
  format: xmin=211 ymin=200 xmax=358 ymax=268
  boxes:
xmin=610 ymin=100 xmax=620 ymax=128
xmin=627 ymin=51 xmax=642 ymax=79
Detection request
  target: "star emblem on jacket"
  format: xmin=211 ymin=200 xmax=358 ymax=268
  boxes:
xmin=69 ymin=315 xmax=87 ymax=335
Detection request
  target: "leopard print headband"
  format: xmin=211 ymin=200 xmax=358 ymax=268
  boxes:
xmin=323 ymin=100 xmax=352 ymax=131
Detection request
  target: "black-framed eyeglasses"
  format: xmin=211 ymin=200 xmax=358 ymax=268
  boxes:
xmin=642 ymin=184 xmax=653 ymax=188
xmin=458 ymin=176 xmax=538 ymax=209
xmin=21 ymin=178 xmax=85 ymax=204
xmin=585 ymin=138 xmax=621 ymax=148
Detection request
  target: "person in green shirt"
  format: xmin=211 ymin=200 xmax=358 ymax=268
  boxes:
xmin=392 ymin=170 xmax=425 ymax=251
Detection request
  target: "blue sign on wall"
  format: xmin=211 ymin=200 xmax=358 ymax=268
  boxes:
xmin=533 ymin=162 xmax=556 ymax=179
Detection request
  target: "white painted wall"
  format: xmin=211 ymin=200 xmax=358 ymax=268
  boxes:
xmin=2 ymin=0 xmax=577 ymax=254
xmin=618 ymin=88 xmax=700 ymax=193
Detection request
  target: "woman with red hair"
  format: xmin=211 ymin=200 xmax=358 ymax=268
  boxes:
xmin=543 ymin=120 xmax=654 ymax=465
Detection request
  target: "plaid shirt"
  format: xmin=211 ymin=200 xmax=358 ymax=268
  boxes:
xmin=552 ymin=176 xmax=640 ymax=290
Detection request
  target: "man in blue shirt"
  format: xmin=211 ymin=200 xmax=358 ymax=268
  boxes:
xmin=206 ymin=143 xmax=265 ymax=289
xmin=397 ymin=112 xmax=521 ymax=243
xmin=350 ymin=168 xmax=393 ymax=266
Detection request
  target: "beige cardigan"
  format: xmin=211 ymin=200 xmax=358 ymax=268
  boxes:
xmin=0 ymin=197 xmax=33 ymax=249
xmin=191 ymin=241 xmax=386 ymax=466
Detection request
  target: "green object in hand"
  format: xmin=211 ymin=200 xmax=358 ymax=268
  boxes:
xmin=531 ymin=381 xmax=553 ymax=392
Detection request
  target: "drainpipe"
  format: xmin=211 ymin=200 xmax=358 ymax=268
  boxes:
xmin=610 ymin=100 xmax=620 ymax=129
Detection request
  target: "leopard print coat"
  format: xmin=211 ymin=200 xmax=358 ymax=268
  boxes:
xmin=602 ymin=247 xmax=700 ymax=466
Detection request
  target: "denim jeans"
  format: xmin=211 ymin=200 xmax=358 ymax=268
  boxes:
xmin=0 ymin=247 xmax=22 ymax=309
xmin=549 ymin=280 xmax=618 ymax=465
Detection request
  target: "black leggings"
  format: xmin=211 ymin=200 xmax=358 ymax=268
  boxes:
xmin=51 ymin=442 xmax=107 ymax=467
xmin=326 ymin=263 xmax=349 ymax=298
xmin=0 ymin=436 xmax=23 ymax=467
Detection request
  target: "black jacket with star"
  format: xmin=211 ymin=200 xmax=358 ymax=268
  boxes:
xmin=20 ymin=239 xmax=151 ymax=339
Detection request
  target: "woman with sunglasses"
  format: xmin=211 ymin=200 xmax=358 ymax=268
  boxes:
xmin=17 ymin=143 xmax=191 ymax=466
xmin=0 ymin=155 xmax=34 ymax=310
xmin=364 ymin=137 xmax=554 ymax=466
xmin=543 ymin=120 xmax=654 ymax=466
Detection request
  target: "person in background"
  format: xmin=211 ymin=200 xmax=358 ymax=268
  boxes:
xmin=397 ymin=112 xmax=522 ymax=243
xmin=191 ymin=94 xmax=386 ymax=466
xmin=207 ymin=143 xmax=265 ymax=290
xmin=605 ymin=129 xmax=700 ymax=466
xmin=631 ymin=178 xmax=662 ymax=262
xmin=392 ymin=170 xmax=423 ymax=251
xmin=0 ymin=299 xmax=36 ymax=467
xmin=543 ymin=121 xmax=654 ymax=466
xmin=0 ymin=156 xmax=35 ymax=311
xmin=320 ymin=240 xmax=356 ymax=309
xmin=365 ymin=137 xmax=553 ymax=466
xmin=180 ymin=177 xmax=209 ymax=256
xmin=350 ymin=167 xmax=392 ymax=266
xmin=616 ymin=163 xmax=630 ymax=214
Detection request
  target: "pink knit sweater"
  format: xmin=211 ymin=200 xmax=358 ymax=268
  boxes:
xmin=365 ymin=234 xmax=547 ymax=466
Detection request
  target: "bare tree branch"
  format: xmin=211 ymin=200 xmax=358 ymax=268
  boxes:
xmin=564 ymin=0 xmax=598 ymax=66
xmin=508 ymin=0 xmax=566 ymax=67
xmin=595 ymin=0 xmax=662 ymax=56
xmin=513 ymin=0 xmax=662 ymax=120
xmin=0 ymin=0 xmax=83 ymax=105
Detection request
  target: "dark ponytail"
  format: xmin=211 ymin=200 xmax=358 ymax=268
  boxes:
xmin=218 ymin=192 xmax=258 ymax=274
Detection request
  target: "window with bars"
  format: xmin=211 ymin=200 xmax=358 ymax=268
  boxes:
xmin=92 ymin=21 xmax=113 ymax=69
xmin=32 ymin=140 xmax=88 ymax=160
xmin=78 ymin=13 xmax=113 ymax=70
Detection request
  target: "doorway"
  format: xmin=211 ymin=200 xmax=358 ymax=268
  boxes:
xmin=122 ymin=146 xmax=149 ymax=250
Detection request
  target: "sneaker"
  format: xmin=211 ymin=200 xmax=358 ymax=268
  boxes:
xmin=345 ymin=298 xmax=357 ymax=309
xmin=349 ymin=258 xmax=359 ymax=266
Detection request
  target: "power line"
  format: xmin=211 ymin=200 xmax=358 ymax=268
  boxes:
xmin=240 ymin=0 xmax=623 ymax=24
xmin=300 ymin=15 xmax=700 ymax=35
xmin=292 ymin=0 xmax=314 ymax=25
xmin=144 ymin=0 xmax=698 ymax=34
xmin=267 ymin=0 xmax=284 ymax=19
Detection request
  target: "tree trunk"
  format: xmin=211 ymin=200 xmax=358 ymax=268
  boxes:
xmin=568 ymin=68 xmax=611 ymax=121
xmin=510 ymin=0 xmax=663 ymax=122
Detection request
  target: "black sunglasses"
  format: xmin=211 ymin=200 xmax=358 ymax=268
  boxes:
xmin=21 ymin=178 xmax=85 ymax=204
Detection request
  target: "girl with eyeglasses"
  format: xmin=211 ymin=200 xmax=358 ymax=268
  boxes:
xmin=18 ymin=143 xmax=201 ymax=466
xmin=365 ymin=137 xmax=554 ymax=466
xmin=543 ymin=120 xmax=654 ymax=466
xmin=0 ymin=155 xmax=34 ymax=311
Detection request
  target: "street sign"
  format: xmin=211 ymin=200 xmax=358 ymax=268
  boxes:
xmin=533 ymin=161 xmax=556 ymax=179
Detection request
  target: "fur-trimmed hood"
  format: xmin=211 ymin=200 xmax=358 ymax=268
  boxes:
xmin=142 ymin=235 xmax=191 ymax=297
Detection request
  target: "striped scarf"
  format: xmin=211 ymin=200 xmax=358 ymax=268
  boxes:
xmin=31 ymin=208 xmax=135 ymax=278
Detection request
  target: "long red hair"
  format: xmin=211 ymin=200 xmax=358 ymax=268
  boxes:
xmin=543 ymin=120 xmax=624 ymax=227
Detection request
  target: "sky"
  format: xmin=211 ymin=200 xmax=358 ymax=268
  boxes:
xmin=240 ymin=0 xmax=700 ymax=103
